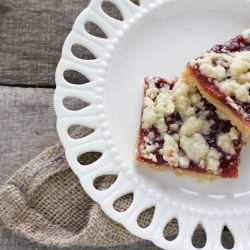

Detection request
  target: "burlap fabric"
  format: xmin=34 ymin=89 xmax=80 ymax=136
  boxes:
xmin=0 ymin=127 xmax=180 ymax=248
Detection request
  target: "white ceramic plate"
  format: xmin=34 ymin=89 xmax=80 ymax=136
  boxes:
xmin=54 ymin=0 xmax=250 ymax=249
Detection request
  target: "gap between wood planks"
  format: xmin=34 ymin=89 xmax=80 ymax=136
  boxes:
xmin=0 ymin=83 xmax=56 ymax=89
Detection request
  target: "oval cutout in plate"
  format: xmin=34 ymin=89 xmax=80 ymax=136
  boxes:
xmin=55 ymin=0 xmax=250 ymax=249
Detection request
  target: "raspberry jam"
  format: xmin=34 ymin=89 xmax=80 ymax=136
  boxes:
xmin=212 ymin=35 xmax=250 ymax=53
xmin=189 ymin=34 xmax=250 ymax=123
xmin=136 ymin=78 xmax=242 ymax=178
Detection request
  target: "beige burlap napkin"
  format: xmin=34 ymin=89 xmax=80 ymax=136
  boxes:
xmin=0 ymin=127 xmax=179 ymax=247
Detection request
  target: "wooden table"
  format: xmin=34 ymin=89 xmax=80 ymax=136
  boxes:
xmin=0 ymin=1 xmax=235 ymax=249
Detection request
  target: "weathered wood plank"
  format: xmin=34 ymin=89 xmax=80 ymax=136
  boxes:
xmin=0 ymin=0 xmax=127 ymax=88
xmin=0 ymin=0 xmax=90 ymax=87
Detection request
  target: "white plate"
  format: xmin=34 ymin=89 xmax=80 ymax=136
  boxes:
xmin=54 ymin=0 xmax=250 ymax=249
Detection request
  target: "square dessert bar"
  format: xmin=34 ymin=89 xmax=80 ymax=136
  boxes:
xmin=182 ymin=29 xmax=250 ymax=136
xmin=135 ymin=77 xmax=243 ymax=180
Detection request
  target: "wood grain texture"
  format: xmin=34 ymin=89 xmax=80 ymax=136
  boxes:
xmin=0 ymin=0 xmax=90 ymax=87
xmin=0 ymin=0 xmax=126 ymax=88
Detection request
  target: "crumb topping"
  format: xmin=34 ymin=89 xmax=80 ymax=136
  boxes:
xmin=142 ymin=82 xmax=175 ymax=128
xmin=139 ymin=77 xmax=240 ymax=175
xmin=179 ymin=116 xmax=203 ymax=137
xmin=229 ymin=127 xmax=239 ymax=140
xmin=180 ymin=133 xmax=209 ymax=163
xmin=217 ymin=133 xmax=236 ymax=155
xmin=189 ymin=29 xmax=250 ymax=105
xmin=160 ymin=134 xmax=179 ymax=166
xmin=206 ymin=148 xmax=221 ymax=173
xmin=200 ymin=64 xmax=227 ymax=81
xmin=243 ymin=29 xmax=250 ymax=43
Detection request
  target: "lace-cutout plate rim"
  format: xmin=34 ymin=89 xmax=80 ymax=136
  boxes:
xmin=54 ymin=0 xmax=250 ymax=249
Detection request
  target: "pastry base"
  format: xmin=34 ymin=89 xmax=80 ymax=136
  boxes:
xmin=134 ymin=157 xmax=221 ymax=182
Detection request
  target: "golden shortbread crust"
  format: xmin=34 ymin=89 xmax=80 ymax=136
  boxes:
xmin=134 ymin=156 xmax=220 ymax=182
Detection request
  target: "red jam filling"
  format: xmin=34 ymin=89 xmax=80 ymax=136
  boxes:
xmin=211 ymin=35 xmax=250 ymax=53
xmin=136 ymin=78 xmax=242 ymax=178
xmin=189 ymin=34 xmax=250 ymax=123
